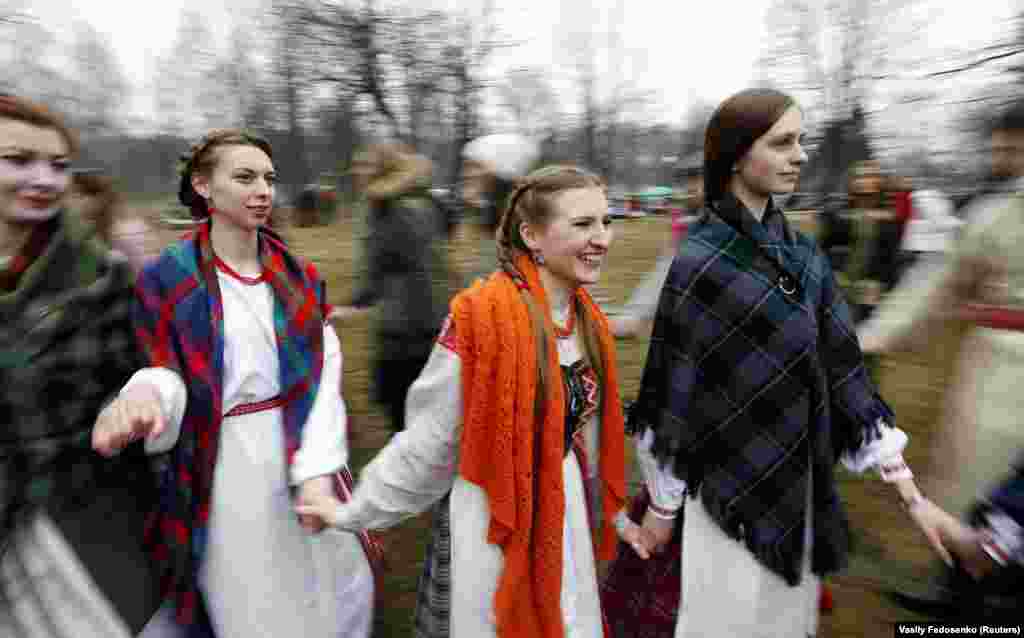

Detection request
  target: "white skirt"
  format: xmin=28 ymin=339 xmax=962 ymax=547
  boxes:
xmin=448 ymin=450 xmax=603 ymax=637
xmin=140 ymin=408 xmax=374 ymax=638
xmin=675 ymin=486 xmax=818 ymax=638
xmin=0 ymin=513 xmax=133 ymax=638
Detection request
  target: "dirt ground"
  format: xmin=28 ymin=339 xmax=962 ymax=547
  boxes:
xmin=148 ymin=211 xmax=974 ymax=637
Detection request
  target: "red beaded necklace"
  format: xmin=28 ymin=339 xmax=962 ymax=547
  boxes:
xmin=553 ymin=298 xmax=576 ymax=339
xmin=214 ymin=254 xmax=266 ymax=285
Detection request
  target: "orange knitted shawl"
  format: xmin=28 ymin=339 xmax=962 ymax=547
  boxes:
xmin=451 ymin=253 xmax=626 ymax=638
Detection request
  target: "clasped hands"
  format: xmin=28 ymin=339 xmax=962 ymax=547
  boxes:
xmin=617 ymin=509 xmax=675 ymax=560
xmin=92 ymin=383 xmax=344 ymax=535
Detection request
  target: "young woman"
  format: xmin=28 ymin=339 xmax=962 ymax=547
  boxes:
xmin=91 ymin=129 xmax=375 ymax=637
xmin=627 ymin=89 xmax=951 ymax=637
xmin=0 ymin=94 xmax=159 ymax=637
xmin=300 ymin=165 xmax=648 ymax=638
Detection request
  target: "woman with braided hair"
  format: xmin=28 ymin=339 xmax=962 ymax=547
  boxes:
xmin=91 ymin=129 xmax=375 ymax=637
xmin=299 ymin=165 xmax=652 ymax=638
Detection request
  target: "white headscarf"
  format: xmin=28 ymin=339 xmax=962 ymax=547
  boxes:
xmin=461 ymin=134 xmax=540 ymax=181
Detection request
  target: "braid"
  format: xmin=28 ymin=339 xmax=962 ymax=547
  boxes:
xmin=495 ymin=179 xmax=531 ymax=284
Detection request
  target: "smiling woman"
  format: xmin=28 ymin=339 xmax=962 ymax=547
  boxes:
xmin=0 ymin=94 xmax=159 ymax=638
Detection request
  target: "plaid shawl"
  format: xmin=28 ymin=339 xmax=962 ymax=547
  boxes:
xmin=134 ymin=219 xmax=327 ymax=626
xmin=1 ymin=212 xmax=142 ymax=540
xmin=631 ymin=193 xmax=896 ymax=585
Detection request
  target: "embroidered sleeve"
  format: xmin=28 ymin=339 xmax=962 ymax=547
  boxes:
xmin=290 ymin=324 xmax=348 ymax=485
xmin=839 ymin=422 xmax=910 ymax=477
xmin=975 ymin=464 xmax=1024 ymax=567
xmin=979 ymin=508 xmax=1024 ymax=567
xmin=635 ymin=428 xmax=687 ymax=517
xmin=120 ymin=367 xmax=187 ymax=455
xmin=436 ymin=314 xmax=457 ymax=353
xmin=333 ymin=339 xmax=463 ymax=531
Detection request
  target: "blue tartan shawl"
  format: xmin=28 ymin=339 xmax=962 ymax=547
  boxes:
xmin=133 ymin=220 xmax=327 ymax=626
xmin=632 ymin=193 xmax=896 ymax=585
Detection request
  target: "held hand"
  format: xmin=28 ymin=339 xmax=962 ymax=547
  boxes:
xmin=937 ymin=518 xmax=999 ymax=581
xmin=92 ymin=383 xmax=166 ymax=457
xmin=640 ymin=508 xmax=675 ymax=554
xmin=295 ymin=476 xmax=344 ymax=532
xmin=616 ymin=514 xmax=653 ymax=560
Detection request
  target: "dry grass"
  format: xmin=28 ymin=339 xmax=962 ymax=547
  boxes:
xmin=148 ymin=211 xmax=965 ymax=637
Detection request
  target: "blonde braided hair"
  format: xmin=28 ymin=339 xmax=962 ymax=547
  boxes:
xmin=494 ymin=164 xmax=608 ymax=408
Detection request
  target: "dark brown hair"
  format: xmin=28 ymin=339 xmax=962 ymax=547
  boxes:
xmin=178 ymin=129 xmax=274 ymax=219
xmin=0 ymin=94 xmax=79 ymax=156
xmin=703 ymin=88 xmax=797 ymax=204
xmin=496 ymin=165 xmax=608 ymax=408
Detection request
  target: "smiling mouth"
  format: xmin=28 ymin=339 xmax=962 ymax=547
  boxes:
xmin=580 ymin=254 xmax=604 ymax=267
xmin=22 ymin=196 xmax=56 ymax=207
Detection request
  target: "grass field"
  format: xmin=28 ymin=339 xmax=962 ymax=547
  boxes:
xmin=152 ymin=211 xmax=966 ymax=637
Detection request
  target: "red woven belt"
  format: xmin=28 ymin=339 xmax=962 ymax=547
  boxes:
xmin=224 ymin=395 xmax=288 ymax=418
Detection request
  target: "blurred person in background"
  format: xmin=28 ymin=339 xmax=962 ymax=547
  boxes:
xmin=858 ymin=99 xmax=1024 ymax=517
xmin=0 ymin=94 xmax=160 ymax=637
xmin=72 ymin=170 xmax=160 ymax=274
xmin=838 ymin=159 xmax=904 ymax=324
xmin=92 ymin=129 xmax=376 ymax=637
xmin=330 ymin=143 xmax=450 ymax=434
xmin=627 ymin=89 xmax=947 ymax=638
xmin=460 ymin=133 xmax=541 ymax=283
xmin=298 ymin=165 xmax=639 ymax=638
xmin=609 ymin=158 xmax=703 ymax=340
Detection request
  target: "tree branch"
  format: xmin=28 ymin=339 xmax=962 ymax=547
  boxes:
xmin=926 ymin=48 xmax=1024 ymax=77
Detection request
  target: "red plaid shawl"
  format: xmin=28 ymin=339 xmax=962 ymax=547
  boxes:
xmin=134 ymin=220 xmax=327 ymax=626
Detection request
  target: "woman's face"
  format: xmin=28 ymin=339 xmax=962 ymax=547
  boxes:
xmin=193 ymin=144 xmax=275 ymax=232
xmin=0 ymin=118 xmax=71 ymax=225
xmin=520 ymin=187 xmax=613 ymax=290
xmin=734 ymin=106 xmax=807 ymax=197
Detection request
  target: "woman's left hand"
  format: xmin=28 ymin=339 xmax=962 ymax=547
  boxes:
xmin=295 ymin=475 xmax=344 ymax=533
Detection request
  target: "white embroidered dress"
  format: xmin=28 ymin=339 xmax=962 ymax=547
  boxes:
xmin=129 ymin=267 xmax=373 ymax=638
xmin=333 ymin=303 xmax=606 ymax=637
xmin=637 ymin=419 xmax=910 ymax=637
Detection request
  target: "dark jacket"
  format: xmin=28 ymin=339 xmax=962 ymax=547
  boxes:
xmin=0 ymin=212 xmax=160 ymax=633
xmin=351 ymin=157 xmax=450 ymax=364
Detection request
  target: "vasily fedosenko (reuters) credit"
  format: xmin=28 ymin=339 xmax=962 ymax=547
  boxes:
xmin=894 ymin=623 xmax=1022 ymax=636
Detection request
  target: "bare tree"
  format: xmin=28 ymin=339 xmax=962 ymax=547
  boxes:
xmin=756 ymin=0 xmax=927 ymax=125
xmin=67 ymin=21 xmax=129 ymax=134
xmin=499 ymin=67 xmax=561 ymax=143
xmin=152 ymin=10 xmax=217 ymax=137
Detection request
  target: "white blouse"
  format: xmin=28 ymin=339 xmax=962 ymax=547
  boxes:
xmin=123 ymin=271 xmax=347 ymax=483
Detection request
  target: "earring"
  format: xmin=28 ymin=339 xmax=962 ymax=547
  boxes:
xmin=533 ymin=250 xmax=545 ymax=265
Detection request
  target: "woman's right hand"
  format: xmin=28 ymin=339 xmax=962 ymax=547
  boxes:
xmin=92 ymin=382 xmax=166 ymax=457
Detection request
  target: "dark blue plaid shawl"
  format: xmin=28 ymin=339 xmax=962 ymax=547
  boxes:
xmin=631 ymin=192 xmax=896 ymax=585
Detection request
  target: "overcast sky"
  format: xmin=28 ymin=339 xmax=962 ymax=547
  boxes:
xmin=19 ymin=0 xmax=1024 ymax=144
